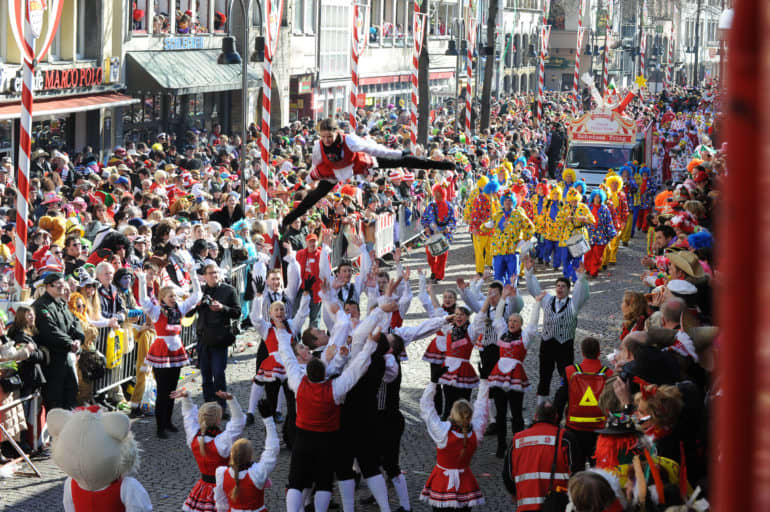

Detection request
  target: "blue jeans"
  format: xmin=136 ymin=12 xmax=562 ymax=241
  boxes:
xmin=309 ymin=301 xmax=322 ymax=328
xmin=493 ymin=253 xmax=520 ymax=287
xmin=543 ymin=239 xmax=561 ymax=269
xmin=198 ymin=343 xmax=228 ymax=408
xmin=558 ymin=247 xmax=581 ymax=283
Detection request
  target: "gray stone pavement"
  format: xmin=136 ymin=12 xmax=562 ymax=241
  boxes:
xmin=0 ymin=226 xmax=648 ymax=512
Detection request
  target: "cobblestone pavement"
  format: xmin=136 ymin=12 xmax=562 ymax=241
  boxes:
xmin=1 ymin=225 xmax=648 ymax=512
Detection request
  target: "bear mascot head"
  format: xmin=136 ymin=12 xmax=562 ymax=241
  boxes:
xmin=48 ymin=407 xmax=152 ymax=511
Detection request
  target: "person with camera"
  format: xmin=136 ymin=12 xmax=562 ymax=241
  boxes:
xmin=197 ymin=263 xmax=241 ymax=411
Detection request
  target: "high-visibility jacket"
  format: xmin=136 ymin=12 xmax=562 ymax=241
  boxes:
xmin=565 ymin=363 xmax=609 ymax=431
xmin=508 ymin=423 xmax=571 ymax=511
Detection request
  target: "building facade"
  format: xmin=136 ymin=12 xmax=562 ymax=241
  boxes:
xmin=0 ymin=1 xmax=134 ymax=161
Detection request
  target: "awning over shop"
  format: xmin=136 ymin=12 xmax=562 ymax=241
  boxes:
xmin=0 ymin=93 xmax=138 ymax=121
xmin=126 ymin=50 xmax=261 ymax=96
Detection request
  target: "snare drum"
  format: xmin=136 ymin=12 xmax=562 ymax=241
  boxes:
xmin=427 ymin=234 xmax=450 ymax=257
xmin=566 ymin=232 xmax=590 ymax=258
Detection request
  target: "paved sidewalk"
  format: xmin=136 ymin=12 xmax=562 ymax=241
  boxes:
xmin=0 ymin=226 xmax=647 ymax=511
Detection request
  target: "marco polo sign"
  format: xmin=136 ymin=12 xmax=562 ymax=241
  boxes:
xmin=6 ymin=63 xmax=112 ymax=94
xmin=44 ymin=66 xmax=104 ymax=90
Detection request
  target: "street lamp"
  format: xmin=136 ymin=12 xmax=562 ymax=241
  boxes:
xmin=219 ymin=0 xmax=259 ymax=213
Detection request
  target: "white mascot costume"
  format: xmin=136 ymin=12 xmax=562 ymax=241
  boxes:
xmin=48 ymin=407 xmax=153 ymax=512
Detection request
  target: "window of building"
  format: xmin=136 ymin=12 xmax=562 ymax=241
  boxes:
xmin=131 ymin=0 xmax=150 ymax=33
xmin=77 ymin=0 xmax=101 ymax=60
xmin=370 ymin=0 xmax=382 ymax=44
xmin=320 ymin=2 xmax=349 ymax=76
xmin=294 ymin=0 xmax=316 ymax=33
xmin=213 ymin=0 xmax=228 ymax=32
xmin=0 ymin=2 xmax=6 ymax=63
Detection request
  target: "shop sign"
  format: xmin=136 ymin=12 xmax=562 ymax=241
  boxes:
xmin=357 ymin=93 xmax=366 ymax=106
xmin=298 ymin=76 xmax=313 ymax=94
xmin=43 ymin=66 xmax=104 ymax=90
xmin=163 ymin=36 xmax=204 ymax=51
xmin=103 ymin=58 xmax=121 ymax=84
xmin=10 ymin=70 xmax=45 ymax=93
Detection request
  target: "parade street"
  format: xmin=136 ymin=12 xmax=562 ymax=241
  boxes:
xmin=1 ymin=225 xmax=647 ymax=512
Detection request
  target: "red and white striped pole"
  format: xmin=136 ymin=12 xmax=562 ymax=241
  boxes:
xmin=572 ymin=0 xmax=585 ymax=98
xmin=15 ymin=10 xmax=35 ymax=290
xmin=259 ymin=55 xmax=271 ymax=215
xmin=465 ymin=18 xmax=476 ymax=142
xmin=640 ymin=28 xmax=646 ymax=79
xmin=350 ymin=4 xmax=362 ymax=131
xmin=536 ymin=0 xmax=550 ymax=124
xmin=665 ymin=25 xmax=673 ymax=90
xmin=409 ymin=2 xmax=424 ymax=148
xmin=259 ymin=0 xmax=285 ymax=216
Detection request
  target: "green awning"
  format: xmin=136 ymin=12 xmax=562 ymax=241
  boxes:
xmin=126 ymin=50 xmax=261 ymax=96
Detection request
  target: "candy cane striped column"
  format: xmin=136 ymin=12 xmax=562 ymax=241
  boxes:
xmin=258 ymin=56 xmax=271 ymax=215
xmin=15 ymin=13 xmax=34 ymax=290
xmin=639 ymin=30 xmax=647 ymax=77
xmin=409 ymin=1 xmax=420 ymax=148
xmin=664 ymin=22 xmax=674 ymax=89
xmin=536 ymin=0 xmax=550 ymax=124
xmin=572 ymin=0 xmax=585 ymax=98
xmin=350 ymin=6 xmax=361 ymax=131
xmin=465 ymin=23 xmax=474 ymax=142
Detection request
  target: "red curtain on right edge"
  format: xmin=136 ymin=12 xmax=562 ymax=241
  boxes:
xmin=714 ymin=0 xmax=770 ymax=510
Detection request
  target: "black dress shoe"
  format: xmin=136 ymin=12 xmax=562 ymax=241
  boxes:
xmin=165 ymin=424 xmax=179 ymax=433
xmin=129 ymin=408 xmax=144 ymax=419
xmin=157 ymin=429 xmax=168 ymax=439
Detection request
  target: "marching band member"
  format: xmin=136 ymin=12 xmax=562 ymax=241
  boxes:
xmin=422 ymin=183 xmax=457 ymax=283
xmin=487 ymin=191 xmax=535 ymax=288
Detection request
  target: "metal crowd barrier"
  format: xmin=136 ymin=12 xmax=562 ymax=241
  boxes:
xmin=398 ymin=205 xmax=424 ymax=245
xmin=93 ymin=327 xmax=139 ymax=396
xmin=0 ymin=391 xmax=42 ymax=476
xmin=228 ymin=264 xmax=249 ymax=295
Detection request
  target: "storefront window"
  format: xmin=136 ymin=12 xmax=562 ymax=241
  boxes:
xmin=123 ymin=94 xmax=163 ymax=144
xmin=32 ymin=118 xmax=70 ymax=152
xmin=0 ymin=121 xmax=13 ymax=158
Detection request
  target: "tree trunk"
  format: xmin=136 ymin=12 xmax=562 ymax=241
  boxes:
xmin=417 ymin=0 xmax=431 ymax=146
xmin=480 ymin=0 xmax=498 ymax=131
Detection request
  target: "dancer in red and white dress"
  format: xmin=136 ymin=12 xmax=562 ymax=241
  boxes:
xmin=419 ymin=379 xmax=490 ymax=510
xmin=437 ymin=307 xmax=482 ymax=418
xmin=170 ymin=389 xmax=246 ymax=512
xmin=214 ymin=401 xmax=280 ymax=512
xmin=137 ymin=269 xmax=202 ymax=438
xmin=479 ymin=287 xmax=544 ymax=457
xmin=418 ymin=270 xmax=458 ymax=415
xmin=250 ymin=287 xmax=311 ymax=416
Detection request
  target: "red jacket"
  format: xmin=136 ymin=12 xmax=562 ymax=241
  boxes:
xmin=295 ymin=246 xmax=324 ymax=302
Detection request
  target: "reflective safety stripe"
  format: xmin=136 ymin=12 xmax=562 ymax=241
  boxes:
xmin=514 ymin=472 xmax=570 ymax=483
xmin=568 ymin=416 xmax=606 ymax=423
xmin=514 ymin=434 xmax=556 ymax=448
xmin=517 ymin=497 xmax=546 ymax=506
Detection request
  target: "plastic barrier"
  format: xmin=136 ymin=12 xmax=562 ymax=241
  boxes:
xmin=374 ymin=213 xmax=396 ymax=257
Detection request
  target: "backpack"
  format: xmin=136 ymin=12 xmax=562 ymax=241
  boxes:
xmin=566 ymin=364 xmax=608 ymax=432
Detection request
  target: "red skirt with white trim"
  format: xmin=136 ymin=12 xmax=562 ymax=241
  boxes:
xmin=256 ymin=355 xmax=286 ymax=382
xmin=488 ymin=364 xmax=529 ymax=391
xmin=146 ymin=338 xmax=189 ymax=368
xmin=438 ymin=362 xmax=479 ymax=388
xmin=420 ymin=465 xmax=485 ymax=508
xmin=422 ymin=338 xmax=446 ymax=365
xmin=182 ymin=479 xmax=216 ymax=512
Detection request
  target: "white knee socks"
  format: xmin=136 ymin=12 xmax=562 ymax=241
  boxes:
xmin=247 ymin=383 xmax=263 ymax=414
xmin=286 ymin=488 xmax=304 ymax=512
xmin=392 ymin=474 xmax=411 ymax=511
xmin=365 ymin=474 xmax=392 ymax=512
xmin=314 ymin=490 xmax=332 ymax=512
xmin=338 ymin=478 xmax=356 ymax=512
